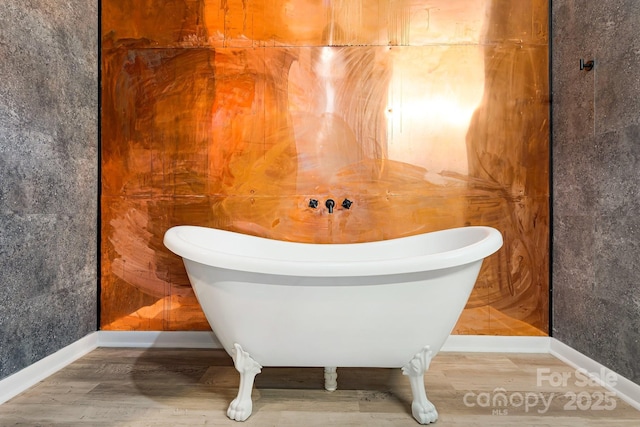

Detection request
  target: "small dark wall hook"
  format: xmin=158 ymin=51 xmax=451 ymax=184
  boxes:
xmin=580 ymin=59 xmax=594 ymax=71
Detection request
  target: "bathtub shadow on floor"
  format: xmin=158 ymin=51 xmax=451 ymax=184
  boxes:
xmin=128 ymin=348 xmax=416 ymax=421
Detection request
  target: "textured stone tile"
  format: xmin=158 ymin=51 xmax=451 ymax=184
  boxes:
xmin=553 ymin=1 xmax=640 ymax=134
xmin=591 ymin=2 xmax=640 ymax=134
xmin=593 ymin=209 xmax=640 ymax=303
xmin=0 ymin=2 xmax=98 ymax=216
xmin=552 ymin=0 xmax=640 ymax=389
xmin=0 ymin=213 xmax=97 ymax=379
xmin=0 ymin=213 xmax=60 ymax=301
xmin=551 ymin=0 xmax=596 ymax=143
xmin=551 ymin=133 xmax=600 ymax=217
xmin=554 ymin=124 xmax=640 ymax=216
xmin=0 ymin=1 xmax=98 ymax=381
xmin=556 ymin=125 xmax=640 ymax=306
xmin=591 ymin=124 xmax=640 ymax=211
xmin=0 ymin=285 xmax=96 ymax=379
xmin=553 ymin=292 xmax=640 ymax=384
xmin=551 ymin=214 xmax=597 ymax=293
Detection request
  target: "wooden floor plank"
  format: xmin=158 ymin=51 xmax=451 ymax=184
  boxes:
xmin=0 ymin=348 xmax=638 ymax=426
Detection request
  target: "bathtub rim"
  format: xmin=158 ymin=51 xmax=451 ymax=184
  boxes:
xmin=163 ymin=225 xmax=503 ymax=277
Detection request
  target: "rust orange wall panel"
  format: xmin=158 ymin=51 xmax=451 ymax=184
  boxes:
xmin=101 ymin=0 xmax=550 ymax=335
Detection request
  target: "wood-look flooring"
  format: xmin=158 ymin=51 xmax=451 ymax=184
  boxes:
xmin=1 ymin=348 xmax=639 ymax=426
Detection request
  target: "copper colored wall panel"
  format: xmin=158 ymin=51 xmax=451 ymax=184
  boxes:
xmin=101 ymin=0 xmax=549 ymax=335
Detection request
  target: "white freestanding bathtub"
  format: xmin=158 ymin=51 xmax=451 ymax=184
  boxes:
xmin=164 ymin=225 xmax=502 ymax=424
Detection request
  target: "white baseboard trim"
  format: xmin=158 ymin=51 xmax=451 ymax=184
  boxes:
xmin=550 ymin=338 xmax=640 ymax=412
xmin=0 ymin=332 xmax=98 ymax=405
xmin=0 ymin=333 xmax=548 ymax=407
xmin=97 ymin=332 xmax=550 ymax=353
xmin=3 ymin=332 xmax=639 ymax=414
xmin=442 ymin=334 xmax=551 ymax=353
xmin=0 ymin=331 xmax=220 ymax=405
xmin=98 ymin=330 xmax=221 ymax=349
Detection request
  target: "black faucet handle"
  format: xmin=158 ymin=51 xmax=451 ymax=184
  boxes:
xmin=341 ymin=198 xmax=352 ymax=209
xmin=325 ymin=199 xmax=335 ymax=213
xmin=308 ymin=199 xmax=319 ymax=209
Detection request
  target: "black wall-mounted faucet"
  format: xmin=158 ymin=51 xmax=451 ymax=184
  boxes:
xmin=309 ymin=199 xmax=319 ymax=209
xmin=342 ymin=199 xmax=352 ymax=209
xmin=325 ymin=199 xmax=335 ymax=213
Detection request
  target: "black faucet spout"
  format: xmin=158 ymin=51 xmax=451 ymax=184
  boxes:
xmin=325 ymin=199 xmax=335 ymax=214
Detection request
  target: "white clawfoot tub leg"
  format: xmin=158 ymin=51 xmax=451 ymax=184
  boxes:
xmin=227 ymin=344 xmax=262 ymax=422
xmin=324 ymin=367 xmax=338 ymax=391
xmin=401 ymin=346 xmax=438 ymax=425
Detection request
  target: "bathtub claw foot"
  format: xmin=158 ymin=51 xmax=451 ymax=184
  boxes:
xmin=324 ymin=367 xmax=338 ymax=391
xmin=402 ymin=346 xmax=438 ymax=425
xmin=227 ymin=398 xmax=252 ymax=422
xmin=228 ymin=344 xmax=262 ymax=422
xmin=410 ymin=400 xmax=438 ymax=425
